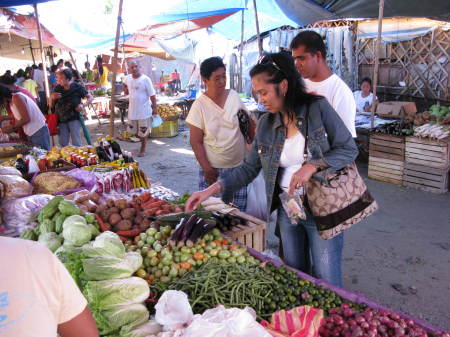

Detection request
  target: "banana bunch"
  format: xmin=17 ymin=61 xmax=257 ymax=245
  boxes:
xmin=131 ymin=166 xmax=149 ymax=189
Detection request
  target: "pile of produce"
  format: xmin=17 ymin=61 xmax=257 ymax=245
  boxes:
xmin=33 ymin=172 xmax=81 ymax=194
xmin=319 ymin=305 xmax=449 ymax=337
xmin=20 ymin=196 xmax=100 ymax=252
xmin=414 ymin=124 xmax=450 ymax=140
xmin=92 ymin=88 xmax=108 ymax=97
xmin=45 ymin=145 xmax=97 ymax=163
xmin=126 ymin=221 xmax=259 ymax=285
xmin=94 ymin=192 xmax=183 ymax=238
xmin=156 ymin=104 xmax=181 ymax=119
xmin=429 ymin=104 xmax=450 ymax=124
xmin=163 ymin=261 xmax=361 ymax=320
xmin=373 ymin=121 xmax=414 ymax=136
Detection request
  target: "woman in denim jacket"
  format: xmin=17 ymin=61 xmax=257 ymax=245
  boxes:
xmin=186 ymin=52 xmax=358 ymax=287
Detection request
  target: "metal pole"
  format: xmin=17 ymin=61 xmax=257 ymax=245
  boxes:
xmin=28 ymin=39 xmax=35 ymax=64
xmin=252 ymin=0 xmax=263 ymax=56
xmin=370 ymin=0 xmax=384 ymax=129
xmin=239 ymin=9 xmax=245 ymax=93
xmin=109 ymin=0 xmax=124 ymax=137
xmin=33 ymin=4 xmax=50 ymax=103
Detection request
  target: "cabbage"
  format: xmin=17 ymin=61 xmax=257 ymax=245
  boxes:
xmin=121 ymin=321 xmax=162 ymax=337
xmin=92 ymin=303 xmax=149 ymax=335
xmin=63 ymin=223 xmax=92 ymax=247
xmin=62 ymin=214 xmax=87 ymax=229
xmin=83 ymin=231 xmax=125 ymax=259
xmin=87 ymin=223 xmax=100 ymax=238
xmin=83 ymin=277 xmax=150 ymax=311
xmin=81 ymin=252 xmax=142 ymax=281
xmin=38 ymin=232 xmax=63 ymax=252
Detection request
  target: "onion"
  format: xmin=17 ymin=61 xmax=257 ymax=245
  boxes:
xmin=361 ymin=322 xmax=370 ymax=330
xmin=395 ymin=327 xmax=406 ymax=336
xmin=355 ymin=316 xmax=366 ymax=324
xmin=348 ymin=320 xmax=358 ymax=327
xmin=351 ymin=327 xmax=364 ymax=337
xmin=344 ymin=332 xmax=352 ymax=337
xmin=326 ymin=322 xmax=335 ymax=330
xmin=389 ymin=313 xmax=400 ymax=321
xmin=344 ymin=309 xmax=355 ymax=317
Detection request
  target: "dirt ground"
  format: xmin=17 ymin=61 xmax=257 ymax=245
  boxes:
xmin=87 ymin=119 xmax=450 ymax=331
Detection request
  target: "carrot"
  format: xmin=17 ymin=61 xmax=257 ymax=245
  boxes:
xmin=116 ymin=229 xmax=141 ymax=237
xmin=143 ymin=207 xmax=159 ymax=216
xmin=118 ymin=235 xmax=128 ymax=242
xmin=129 ymin=202 xmax=142 ymax=212
xmin=142 ymin=200 xmax=166 ymax=210
xmin=95 ymin=214 xmax=110 ymax=232
xmin=137 ymin=192 xmax=151 ymax=204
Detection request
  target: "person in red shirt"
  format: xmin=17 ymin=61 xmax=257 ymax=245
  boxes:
xmin=171 ymin=69 xmax=181 ymax=92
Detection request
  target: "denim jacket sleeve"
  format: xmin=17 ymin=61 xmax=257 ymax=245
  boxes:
xmin=306 ymin=98 xmax=358 ymax=181
xmin=219 ymin=140 xmax=262 ymax=204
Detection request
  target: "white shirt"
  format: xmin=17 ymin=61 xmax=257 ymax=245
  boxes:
xmin=304 ymin=74 xmax=356 ymax=137
xmin=0 ymin=237 xmax=87 ymax=337
xmin=186 ymin=90 xmax=246 ymax=168
xmin=353 ymin=90 xmax=375 ymax=114
xmin=124 ymin=74 xmax=156 ymax=120
xmin=10 ymin=92 xmax=46 ymax=136
xmin=279 ymin=131 xmax=306 ymax=192
xmin=32 ymin=68 xmax=45 ymax=91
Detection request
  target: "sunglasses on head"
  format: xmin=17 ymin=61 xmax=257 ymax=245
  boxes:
xmin=257 ymin=54 xmax=284 ymax=75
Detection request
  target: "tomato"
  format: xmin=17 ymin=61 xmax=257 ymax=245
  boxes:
xmin=213 ymin=240 xmax=222 ymax=246
xmin=222 ymin=239 xmax=229 ymax=245
xmin=193 ymin=252 xmax=204 ymax=261
xmin=229 ymin=244 xmax=238 ymax=250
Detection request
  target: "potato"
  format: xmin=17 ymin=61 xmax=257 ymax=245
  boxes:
xmin=95 ymin=204 xmax=107 ymax=214
xmin=121 ymin=208 xmax=136 ymax=219
xmin=100 ymin=210 xmax=112 ymax=222
xmin=107 ymin=199 xmax=115 ymax=208
xmin=139 ymin=218 xmax=151 ymax=231
xmin=82 ymin=200 xmax=97 ymax=213
xmin=108 ymin=213 xmax=122 ymax=225
xmin=89 ymin=192 xmax=101 ymax=204
xmin=114 ymin=219 xmax=132 ymax=231
xmin=108 ymin=207 xmax=120 ymax=214
xmin=114 ymin=199 xmax=128 ymax=210
xmin=134 ymin=213 xmax=143 ymax=225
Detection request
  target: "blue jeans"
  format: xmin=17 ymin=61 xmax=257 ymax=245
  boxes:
xmin=28 ymin=125 xmax=51 ymax=150
xmin=59 ymin=120 xmax=82 ymax=147
xmin=277 ymin=207 xmax=344 ymax=287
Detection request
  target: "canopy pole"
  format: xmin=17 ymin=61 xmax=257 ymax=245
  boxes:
xmin=370 ymin=0 xmax=385 ymax=129
xmin=239 ymin=9 xmax=245 ymax=92
xmin=109 ymin=0 xmax=124 ymax=137
xmin=252 ymin=0 xmax=263 ymax=56
xmin=28 ymin=39 xmax=35 ymax=64
xmin=33 ymin=4 xmax=50 ymax=104
xmin=69 ymin=51 xmax=78 ymax=72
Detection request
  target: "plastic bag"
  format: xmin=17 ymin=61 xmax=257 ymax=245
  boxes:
xmin=0 ymin=174 xmax=32 ymax=199
xmin=1 ymin=194 xmax=53 ymax=234
xmin=0 ymin=166 xmax=22 ymax=176
xmin=261 ymin=305 xmax=324 ymax=337
xmin=279 ymin=191 xmax=306 ymax=224
xmin=184 ymin=305 xmax=271 ymax=337
xmin=155 ymin=290 xmax=193 ymax=330
xmin=245 ymin=171 xmax=267 ymax=221
xmin=62 ymin=168 xmax=97 ymax=190
xmin=152 ymin=115 xmax=163 ymax=128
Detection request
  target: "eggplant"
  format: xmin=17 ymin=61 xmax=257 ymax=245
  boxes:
xmin=169 ymin=218 xmax=187 ymax=246
xmin=186 ymin=219 xmax=216 ymax=247
xmin=177 ymin=214 xmax=198 ymax=247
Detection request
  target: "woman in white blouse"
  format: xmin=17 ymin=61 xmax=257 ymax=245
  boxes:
xmin=353 ymin=77 xmax=377 ymax=114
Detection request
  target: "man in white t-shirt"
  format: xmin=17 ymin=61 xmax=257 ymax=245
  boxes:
xmin=290 ymin=31 xmax=356 ymax=137
xmin=0 ymin=237 xmax=99 ymax=337
xmin=123 ymin=60 xmax=157 ymax=157
xmin=32 ymin=63 xmax=47 ymax=112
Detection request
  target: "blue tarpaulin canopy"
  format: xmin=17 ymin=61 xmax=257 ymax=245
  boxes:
xmin=0 ymin=0 xmax=57 ymax=6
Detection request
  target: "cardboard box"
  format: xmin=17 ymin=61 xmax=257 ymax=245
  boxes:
xmin=376 ymin=101 xmax=417 ymax=119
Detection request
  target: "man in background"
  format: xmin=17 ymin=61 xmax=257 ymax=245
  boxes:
xmin=171 ymin=69 xmax=181 ymax=92
xmin=83 ymin=62 xmax=95 ymax=83
xmin=33 ymin=63 xmax=47 ymax=113
xmin=123 ymin=60 xmax=157 ymax=157
xmin=290 ymin=31 xmax=356 ymax=137
xmin=0 ymin=237 xmax=99 ymax=337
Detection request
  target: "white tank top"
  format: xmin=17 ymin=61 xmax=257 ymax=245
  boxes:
xmin=279 ymin=131 xmax=306 ymax=192
xmin=10 ymin=92 xmax=46 ymax=136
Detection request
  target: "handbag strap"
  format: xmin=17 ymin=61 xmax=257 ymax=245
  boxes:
xmin=303 ymin=104 xmax=309 ymax=160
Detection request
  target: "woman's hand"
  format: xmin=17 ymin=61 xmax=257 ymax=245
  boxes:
xmin=1 ymin=123 xmax=14 ymax=133
xmin=51 ymin=92 xmax=61 ymax=101
xmin=204 ymin=167 xmax=219 ymax=185
xmin=288 ymin=163 xmax=318 ymax=195
xmin=185 ymin=183 xmax=222 ymax=212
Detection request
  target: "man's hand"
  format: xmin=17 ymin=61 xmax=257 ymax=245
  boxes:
xmin=204 ymin=167 xmax=219 ymax=186
xmin=288 ymin=163 xmax=318 ymax=195
xmin=51 ymin=92 xmax=61 ymax=100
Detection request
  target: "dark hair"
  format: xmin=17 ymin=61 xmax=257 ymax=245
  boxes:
xmin=64 ymin=61 xmax=72 ymax=68
xmin=361 ymin=77 xmax=372 ymax=88
xmin=24 ymin=71 xmax=32 ymax=80
xmin=200 ymin=57 xmax=225 ymax=79
xmin=0 ymin=74 xmax=16 ymax=86
xmin=15 ymin=69 xmax=25 ymax=78
xmin=72 ymin=70 xmax=81 ymax=82
xmin=97 ymin=56 xmax=104 ymax=76
xmin=249 ymin=52 xmax=317 ymax=120
xmin=85 ymin=61 xmax=90 ymax=68
xmin=32 ymin=64 xmax=38 ymax=69
xmin=50 ymin=65 xmax=58 ymax=73
xmin=0 ymin=84 xmax=14 ymax=106
xmin=59 ymin=68 xmax=73 ymax=81
xmin=57 ymin=59 xmax=64 ymax=66
xmin=290 ymin=31 xmax=327 ymax=59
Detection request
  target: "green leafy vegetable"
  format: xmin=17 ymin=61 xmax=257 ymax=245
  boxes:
xmin=38 ymin=232 xmax=63 ymax=252
xmin=63 ymin=223 xmax=92 ymax=247
xmin=83 ymin=231 xmax=125 ymax=259
xmin=81 ymin=252 xmax=142 ymax=281
xmin=20 ymin=229 xmax=37 ymax=240
xmin=92 ymin=303 xmax=149 ymax=335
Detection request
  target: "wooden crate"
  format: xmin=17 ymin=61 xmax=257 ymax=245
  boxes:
xmin=224 ymin=211 xmax=266 ymax=252
xmin=369 ymin=134 xmax=405 ymax=161
xmin=405 ymin=136 xmax=450 ymax=168
xmin=368 ymin=156 xmax=404 ymax=185
xmin=403 ymin=163 xmax=450 ymax=194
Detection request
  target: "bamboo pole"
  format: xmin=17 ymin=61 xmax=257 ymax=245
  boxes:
xmin=33 ymin=4 xmax=50 ymax=103
xmin=28 ymin=39 xmax=35 ymax=64
xmin=109 ymin=0 xmax=124 ymax=137
xmin=69 ymin=51 xmax=79 ymax=73
xmin=252 ymin=0 xmax=263 ymax=56
xmin=239 ymin=9 xmax=245 ymax=92
xmin=370 ymin=0 xmax=385 ymax=129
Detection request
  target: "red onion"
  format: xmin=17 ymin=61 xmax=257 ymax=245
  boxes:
xmin=352 ymin=327 xmax=364 ymax=337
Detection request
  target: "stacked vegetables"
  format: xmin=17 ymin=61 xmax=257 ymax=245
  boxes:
xmin=59 ymin=231 xmax=152 ymax=336
xmin=20 ymin=196 xmax=99 ymax=252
